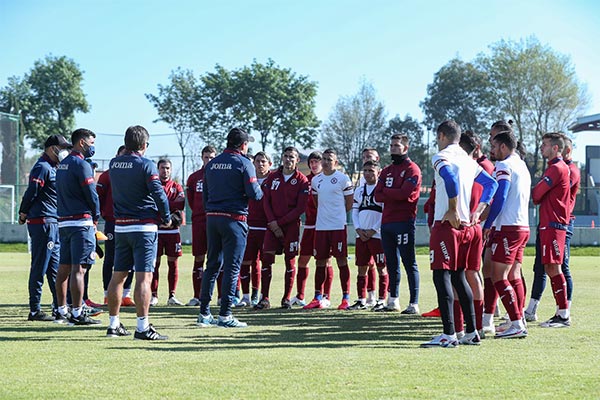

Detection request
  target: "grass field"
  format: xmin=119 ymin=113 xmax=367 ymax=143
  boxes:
xmin=1 ymin=249 xmax=599 ymax=399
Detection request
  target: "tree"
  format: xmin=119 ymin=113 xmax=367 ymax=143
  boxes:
xmin=420 ymin=58 xmax=496 ymax=136
xmin=202 ymin=59 xmax=320 ymax=153
xmin=321 ymin=80 xmax=388 ymax=179
xmin=386 ymin=115 xmax=432 ymax=184
xmin=24 ymin=55 xmax=90 ymax=149
xmin=0 ymin=77 xmax=30 ymax=185
xmin=478 ymin=37 xmax=590 ymax=177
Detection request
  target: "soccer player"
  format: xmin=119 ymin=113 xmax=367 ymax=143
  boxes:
xmin=304 ymin=149 xmax=354 ymax=310
xmin=525 ymin=136 xmax=580 ymax=320
xmin=374 ymin=133 xmax=422 ymax=313
xmin=97 ymin=145 xmax=135 ymax=307
xmin=531 ymin=133 xmax=571 ymax=328
xmin=19 ymin=134 xmax=71 ymax=321
xmin=185 ymin=145 xmax=217 ymax=306
xmin=106 ymin=125 xmax=172 ymax=340
xmin=421 ymin=120 xmax=496 ymax=348
xmin=256 ymin=147 xmax=309 ymax=309
xmin=151 ymin=158 xmax=186 ymax=306
xmin=237 ymin=151 xmax=272 ymax=307
xmin=197 ymin=128 xmax=262 ymax=328
xmin=55 ymin=128 xmax=101 ymax=325
xmin=292 ymin=151 xmax=323 ymax=306
xmin=483 ymin=131 xmax=531 ymax=338
xmin=348 ymin=160 xmax=388 ymax=310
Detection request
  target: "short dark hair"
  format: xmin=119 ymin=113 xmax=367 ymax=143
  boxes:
xmin=390 ymin=133 xmax=409 ymax=146
xmin=363 ymin=160 xmax=380 ymax=169
xmin=116 ymin=145 xmax=126 ymax=156
xmin=253 ymin=151 xmax=272 ymax=163
xmin=283 ymin=146 xmax=299 ymax=157
xmin=362 ymin=147 xmax=377 ymax=154
xmin=202 ymin=145 xmax=217 ymax=155
xmin=157 ymin=158 xmax=171 ymax=168
xmin=562 ymin=135 xmax=573 ymax=152
xmin=437 ymin=120 xmax=461 ymax=142
xmin=71 ymin=128 xmax=95 ymax=145
xmin=323 ymin=148 xmax=337 ymax=157
xmin=491 ymin=119 xmax=514 ymax=135
xmin=459 ymin=130 xmax=479 ymax=154
xmin=492 ymin=131 xmax=517 ymax=150
xmin=307 ymin=150 xmax=322 ymax=166
xmin=124 ymin=125 xmax=149 ymax=152
xmin=542 ymin=132 xmax=565 ymax=152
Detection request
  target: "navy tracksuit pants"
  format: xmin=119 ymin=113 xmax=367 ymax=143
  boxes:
xmin=27 ymin=221 xmax=59 ymax=313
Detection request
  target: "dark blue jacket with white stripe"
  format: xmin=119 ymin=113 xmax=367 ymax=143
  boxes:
xmin=19 ymin=153 xmax=59 ymax=220
xmin=56 ymin=151 xmax=100 ymax=222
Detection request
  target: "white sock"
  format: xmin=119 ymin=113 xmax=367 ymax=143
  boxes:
xmin=72 ymin=307 xmax=82 ymax=318
xmin=243 ymin=294 xmax=250 ymax=301
xmin=388 ymin=296 xmax=399 ymax=307
xmin=482 ymin=313 xmax=493 ymax=327
xmin=513 ymin=319 xmax=525 ymax=329
xmin=557 ymin=309 xmax=570 ymax=319
xmin=123 ymin=289 xmax=131 ymax=298
xmin=568 ymin=300 xmax=572 ymax=310
xmin=358 ymin=298 xmax=366 ymax=305
xmin=58 ymin=305 xmax=69 ymax=316
xmin=137 ymin=316 xmax=149 ymax=332
xmin=104 ymin=290 xmax=108 ymax=297
xmin=109 ymin=315 xmax=120 ymax=329
xmin=525 ymin=298 xmax=539 ymax=315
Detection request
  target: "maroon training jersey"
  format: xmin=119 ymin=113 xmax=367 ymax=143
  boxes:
xmin=566 ymin=160 xmax=581 ymax=219
xmin=470 ymin=155 xmax=496 ymax=213
xmin=532 ymin=157 xmax=570 ymax=227
xmin=374 ymin=157 xmax=422 ymax=223
xmin=186 ymin=168 xmax=205 ymax=223
xmin=304 ymin=172 xmax=318 ymax=226
xmin=162 ymin=179 xmax=185 ymax=213
xmin=263 ymin=167 xmax=309 ymax=226
xmin=96 ymin=170 xmax=114 ymax=221
xmin=247 ymin=172 xmax=270 ymax=228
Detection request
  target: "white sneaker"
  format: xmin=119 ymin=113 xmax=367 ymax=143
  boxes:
xmin=235 ymin=298 xmax=251 ymax=308
xmin=456 ymin=330 xmax=465 ymax=340
xmin=150 ymin=296 xmax=159 ymax=307
xmin=167 ymin=296 xmax=184 ymax=306
xmin=459 ymin=331 xmax=481 ymax=345
xmin=482 ymin=323 xmax=495 ymax=336
xmin=320 ymin=298 xmax=331 ymax=308
xmin=496 ymin=320 xmax=512 ymax=333
xmin=401 ymin=304 xmax=420 ymax=315
xmin=290 ymin=296 xmax=306 ymax=307
xmin=421 ymin=333 xmax=458 ymax=348
xmin=495 ymin=323 xmax=527 ymax=339
xmin=186 ymin=298 xmax=200 ymax=306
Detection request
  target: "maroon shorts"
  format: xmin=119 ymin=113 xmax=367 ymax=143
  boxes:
xmin=191 ymin=220 xmax=207 ymax=256
xmin=539 ymin=226 xmax=567 ymax=265
xmin=263 ymin=222 xmax=301 ymax=256
xmin=314 ymin=228 xmax=348 ymax=260
xmin=464 ymin=224 xmax=483 ymax=271
xmin=429 ymin=221 xmax=467 ymax=271
xmin=490 ymin=226 xmax=529 ymax=265
xmin=243 ymin=228 xmax=266 ymax=262
xmin=299 ymin=227 xmax=316 ymax=257
xmin=157 ymin=231 xmax=182 ymax=257
xmin=355 ymin=237 xmax=385 ymax=267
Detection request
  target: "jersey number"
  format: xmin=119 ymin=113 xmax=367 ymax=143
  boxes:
xmin=271 ymin=180 xmax=280 ymax=190
xmin=396 ymin=233 xmax=409 ymax=245
xmin=385 ymin=177 xmax=394 ymax=187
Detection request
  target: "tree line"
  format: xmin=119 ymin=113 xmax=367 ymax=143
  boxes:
xmin=0 ymin=36 xmax=589 ymax=184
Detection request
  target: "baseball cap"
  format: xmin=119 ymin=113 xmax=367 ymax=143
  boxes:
xmin=226 ymin=127 xmax=254 ymax=147
xmin=44 ymin=134 xmax=71 ymax=149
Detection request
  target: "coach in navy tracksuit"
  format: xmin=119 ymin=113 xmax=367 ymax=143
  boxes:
xmin=19 ymin=135 xmax=71 ymax=321
xmin=197 ymin=128 xmax=263 ymax=328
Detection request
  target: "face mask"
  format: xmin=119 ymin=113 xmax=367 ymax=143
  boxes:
xmin=83 ymin=144 xmax=95 ymax=158
xmin=57 ymin=149 xmax=69 ymax=162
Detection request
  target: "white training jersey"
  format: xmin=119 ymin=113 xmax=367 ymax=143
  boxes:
xmin=493 ymin=153 xmax=531 ymax=228
xmin=432 ymin=143 xmax=482 ymax=223
xmin=352 ymin=183 xmax=383 ymax=239
xmin=312 ymin=170 xmax=353 ymax=230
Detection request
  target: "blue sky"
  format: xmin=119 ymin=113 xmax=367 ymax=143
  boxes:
xmin=1 ymin=0 xmax=599 ymax=178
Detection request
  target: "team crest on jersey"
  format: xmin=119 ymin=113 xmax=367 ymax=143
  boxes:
xmin=331 ymin=177 xmax=338 ymax=184
xmin=47 ymin=241 xmax=54 ymax=250
xmin=90 ymin=251 xmax=97 ymax=260
xmin=170 ymin=187 xmax=177 ymax=193
xmin=107 ymin=233 xmax=114 ymax=241
xmin=290 ymin=178 xmax=297 ymax=185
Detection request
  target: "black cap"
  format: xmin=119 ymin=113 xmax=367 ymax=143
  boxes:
xmin=44 ymin=134 xmax=71 ymax=149
xmin=226 ymin=127 xmax=254 ymax=148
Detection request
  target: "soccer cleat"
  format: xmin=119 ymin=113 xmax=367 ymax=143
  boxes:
xmin=290 ymin=296 xmax=306 ymax=307
xmin=421 ymin=333 xmax=459 ymax=348
xmin=347 ymin=300 xmax=367 ymax=311
xmin=150 ymin=296 xmax=159 ymax=306
xmin=337 ymin=299 xmax=350 ymax=310
xmin=106 ymin=323 xmax=131 ymax=337
xmin=422 ymin=307 xmax=441 ymax=318
xmin=303 ymin=298 xmax=323 ymax=310
xmin=186 ymin=298 xmax=201 ymax=307
xmin=459 ymin=331 xmax=481 ymax=345
xmin=495 ymin=324 xmax=528 ymax=339
xmin=320 ymin=298 xmax=331 ymax=308
xmin=134 ymin=324 xmax=168 ymax=340
xmin=482 ymin=323 xmax=496 ymax=336
xmin=371 ymin=300 xmax=386 ymax=312
xmin=254 ymin=298 xmax=271 ymax=310
xmin=121 ymin=297 xmax=136 ymax=307
xmin=456 ymin=331 xmax=465 ymax=340
xmin=28 ymin=310 xmax=54 ymax=322
xmin=84 ymin=298 xmax=104 ymax=308
xmin=281 ymin=299 xmax=292 ymax=309
xmin=197 ymin=314 xmax=218 ymax=328
xmin=83 ymin=304 xmax=103 ymax=317
xmin=217 ymin=316 xmax=248 ymax=328
xmin=478 ymin=329 xmax=486 ymax=340
xmin=495 ymin=320 xmax=512 ymax=333
xmin=524 ymin=311 xmax=538 ymax=322
xmin=540 ymin=314 xmax=571 ymax=328
xmin=167 ymin=296 xmax=184 ymax=306
xmin=250 ymin=295 xmax=259 ymax=307
xmin=401 ymin=304 xmax=420 ymax=315
xmin=53 ymin=311 xmax=72 ymax=324
xmin=69 ymin=313 xmax=101 ymax=325
xmin=373 ymin=303 xmax=400 ymax=312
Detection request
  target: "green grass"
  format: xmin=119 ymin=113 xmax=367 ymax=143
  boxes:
xmin=1 ymin=251 xmax=599 ymax=399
